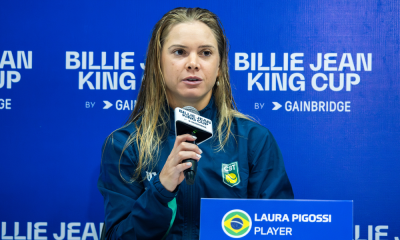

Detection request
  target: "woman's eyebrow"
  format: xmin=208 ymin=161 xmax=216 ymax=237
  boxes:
xmin=198 ymin=45 xmax=215 ymax=49
xmin=168 ymin=44 xmax=187 ymax=50
xmin=167 ymin=44 xmax=216 ymax=50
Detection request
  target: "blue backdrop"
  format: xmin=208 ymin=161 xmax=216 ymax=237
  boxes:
xmin=1 ymin=0 xmax=399 ymax=239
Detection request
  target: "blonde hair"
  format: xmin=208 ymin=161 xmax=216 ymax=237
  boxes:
xmin=114 ymin=7 xmax=250 ymax=182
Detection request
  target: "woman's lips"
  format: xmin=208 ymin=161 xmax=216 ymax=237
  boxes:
xmin=182 ymin=77 xmax=203 ymax=85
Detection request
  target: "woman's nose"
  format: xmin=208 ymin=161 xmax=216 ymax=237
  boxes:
xmin=186 ymin=53 xmax=200 ymax=70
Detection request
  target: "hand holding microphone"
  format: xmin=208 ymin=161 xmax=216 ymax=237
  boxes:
xmin=159 ymin=106 xmax=213 ymax=191
xmin=159 ymin=134 xmax=202 ymax=192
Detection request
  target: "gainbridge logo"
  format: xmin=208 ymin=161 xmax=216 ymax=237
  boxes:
xmin=222 ymin=209 xmax=252 ymax=238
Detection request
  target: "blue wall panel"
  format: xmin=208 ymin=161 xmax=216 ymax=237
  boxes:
xmin=1 ymin=0 xmax=399 ymax=239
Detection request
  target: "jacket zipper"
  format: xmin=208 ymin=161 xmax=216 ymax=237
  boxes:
xmin=188 ymin=184 xmax=193 ymax=239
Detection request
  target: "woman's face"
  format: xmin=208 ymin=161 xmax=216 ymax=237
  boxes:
xmin=161 ymin=21 xmax=220 ymax=110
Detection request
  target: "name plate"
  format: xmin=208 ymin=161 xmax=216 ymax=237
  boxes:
xmin=200 ymin=199 xmax=352 ymax=239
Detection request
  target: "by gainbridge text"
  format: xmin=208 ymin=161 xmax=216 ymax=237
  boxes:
xmin=285 ymin=101 xmax=351 ymax=112
xmin=258 ymin=101 xmax=351 ymax=112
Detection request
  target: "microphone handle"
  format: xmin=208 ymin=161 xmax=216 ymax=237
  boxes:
xmin=182 ymin=137 xmax=197 ymax=185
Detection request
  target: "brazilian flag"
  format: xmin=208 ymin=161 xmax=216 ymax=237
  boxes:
xmin=222 ymin=211 xmax=251 ymax=237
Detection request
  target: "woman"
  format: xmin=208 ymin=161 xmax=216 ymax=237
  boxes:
xmin=98 ymin=7 xmax=293 ymax=240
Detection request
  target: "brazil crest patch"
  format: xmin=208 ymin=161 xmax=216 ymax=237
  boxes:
xmin=222 ymin=162 xmax=240 ymax=187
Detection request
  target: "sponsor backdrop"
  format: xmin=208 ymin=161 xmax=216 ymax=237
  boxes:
xmin=1 ymin=0 xmax=399 ymax=239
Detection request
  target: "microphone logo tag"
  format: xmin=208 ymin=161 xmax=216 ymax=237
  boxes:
xmin=174 ymin=107 xmax=213 ymax=145
xmin=222 ymin=162 xmax=241 ymax=187
xmin=178 ymin=108 xmax=211 ymax=127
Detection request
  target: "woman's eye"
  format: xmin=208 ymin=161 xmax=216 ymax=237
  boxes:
xmin=202 ymin=50 xmax=212 ymax=56
xmin=174 ymin=49 xmax=184 ymax=55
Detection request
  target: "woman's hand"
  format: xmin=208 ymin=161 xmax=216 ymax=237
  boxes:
xmin=159 ymin=134 xmax=202 ymax=192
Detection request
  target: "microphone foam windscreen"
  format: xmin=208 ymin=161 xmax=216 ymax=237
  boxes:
xmin=183 ymin=106 xmax=199 ymax=116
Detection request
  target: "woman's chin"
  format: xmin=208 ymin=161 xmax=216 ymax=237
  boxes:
xmin=182 ymin=92 xmax=212 ymax=101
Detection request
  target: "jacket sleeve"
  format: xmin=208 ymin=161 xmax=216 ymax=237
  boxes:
xmin=247 ymin=128 xmax=294 ymax=199
xmin=97 ymin=133 xmax=178 ymax=240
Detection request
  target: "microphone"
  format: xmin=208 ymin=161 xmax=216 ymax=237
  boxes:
xmin=174 ymin=106 xmax=213 ymax=185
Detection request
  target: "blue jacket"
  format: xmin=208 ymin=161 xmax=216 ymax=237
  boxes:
xmin=98 ymin=98 xmax=294 ymax=240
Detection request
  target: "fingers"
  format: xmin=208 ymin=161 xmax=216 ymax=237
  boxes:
xmin=180 ymin=142 xmax=202 ymax=154
xmin=160 ymin=134 xmax=203 ymax=191
xmin=174 ymin=134 xmax=197 ymax=147
xmin=174 ymin=134 xmax=202 ymax=155
xmin=160 ymin=161 xmax=193 ymax=191
xmin=168 ymin=134 xmax=202 ymax=166
xmin=177 ymin=151 xmax=201 ymax=162
xmin=168 ymin=148 xmax=201 ymax=167
xmin=176 ymin=161 xmax=192 ymax=173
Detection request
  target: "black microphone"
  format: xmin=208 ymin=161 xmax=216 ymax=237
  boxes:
xmin=174 ymin=106 xmax=213 ymax=185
